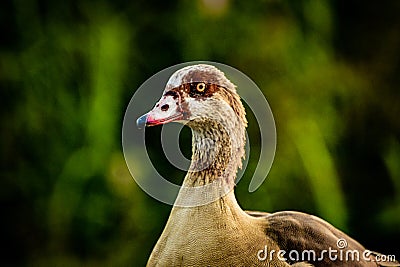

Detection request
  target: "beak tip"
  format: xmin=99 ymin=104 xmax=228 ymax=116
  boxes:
xmin=136 ymin=114 xmax=148 ymax=129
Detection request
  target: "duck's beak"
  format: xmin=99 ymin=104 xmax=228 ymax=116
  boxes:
xmin=136 ymin=93 xmax=184 ymax=129
xmin=136 ymin=113 xmax=148 ymax=129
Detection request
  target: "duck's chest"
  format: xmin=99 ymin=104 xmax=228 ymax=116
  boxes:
xmin=147 ymin=206 xmax=280 ymax=266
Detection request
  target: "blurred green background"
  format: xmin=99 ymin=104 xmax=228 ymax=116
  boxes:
xmin=1 ymin=0 xmax=399 ymax=266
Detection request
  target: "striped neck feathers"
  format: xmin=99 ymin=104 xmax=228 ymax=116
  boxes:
xmin=184 ymin=111 xmax=246 ymax=188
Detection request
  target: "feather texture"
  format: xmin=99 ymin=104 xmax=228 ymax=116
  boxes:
xmin=142 ymin=65 xmax=398 ymax=267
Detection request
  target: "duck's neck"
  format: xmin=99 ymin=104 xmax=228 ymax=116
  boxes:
xmin=174 ymin=118 xmax=246 ymax=207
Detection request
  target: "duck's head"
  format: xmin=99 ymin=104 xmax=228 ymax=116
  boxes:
xmin=137 ymin=64 xmax=247 ymax=130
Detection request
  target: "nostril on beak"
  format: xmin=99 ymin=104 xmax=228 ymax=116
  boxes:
xmin=161 ymin=104 xmax=169 ymax=111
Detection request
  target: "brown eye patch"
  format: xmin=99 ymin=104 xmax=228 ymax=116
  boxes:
xmin=168 ymin=83 xmax=221 ymax=101
xmin=187 ymin=82 xmax=219 ymax=98
xmin=189 ymin=83 xmax=207 ymax=97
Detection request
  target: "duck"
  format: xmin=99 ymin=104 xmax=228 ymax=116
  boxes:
xmin=136 ymin=64 xmax=398 ymax=267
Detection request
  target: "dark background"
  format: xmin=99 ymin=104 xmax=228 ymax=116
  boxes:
xmin=1 ymin=0 xmax=399 ymax=266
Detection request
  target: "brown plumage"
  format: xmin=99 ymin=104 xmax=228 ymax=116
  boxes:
xmin=137 ymin=64 xmax=398 ymax=267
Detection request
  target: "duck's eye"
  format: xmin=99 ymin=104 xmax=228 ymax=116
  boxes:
xmin=196 ymin=82 xmax=206 ymax=92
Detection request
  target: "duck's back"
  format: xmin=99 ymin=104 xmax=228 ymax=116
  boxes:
xmin=254 ymin=210 xmax=392 ymax=267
